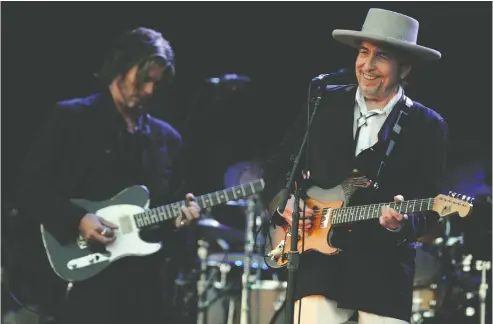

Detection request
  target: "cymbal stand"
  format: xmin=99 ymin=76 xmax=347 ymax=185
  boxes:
xmin=197 ymin=240 xmax=209 ymax=324
xmin=240 ymin=196 xmax=256 ymax=324
xmin=476 ymin=260 xmax=491 ymax=324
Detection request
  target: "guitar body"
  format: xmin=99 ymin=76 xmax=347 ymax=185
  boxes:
xmin=41 ymin=185 xmax=161 ymax=282
xmin=276 ymin=198 xmax=344 ymax=266
xmin=272 ymin=184 xmax=348 ymax=267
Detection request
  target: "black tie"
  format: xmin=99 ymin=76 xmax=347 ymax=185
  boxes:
xmin=354 ymin=111 xmax=379 ymax=150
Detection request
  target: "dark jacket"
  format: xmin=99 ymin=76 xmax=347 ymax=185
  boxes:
xmin=16 ymin=90 xmax=185 ymax=241
xmin=13 ymin=90 xmax=190 ymax=309
xmin=261 ymin=84 xmax=448 ymax=321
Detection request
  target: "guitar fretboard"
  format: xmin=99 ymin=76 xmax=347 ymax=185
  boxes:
xmin=133 ymin=179 xmax=265 ymax=228
xmin=330 ymin=198 xmax=434 ymax=225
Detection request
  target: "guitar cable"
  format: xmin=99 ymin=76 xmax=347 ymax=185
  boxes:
xmin=3 ymin=248 xmax=73 ymax=323
xmin=3 ymin=262 xmax=54 ymax=323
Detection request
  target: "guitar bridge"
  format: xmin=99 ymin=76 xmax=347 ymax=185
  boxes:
xmin=67 ymin=253 xmax=110 ymax=270
xmin=268 ymin=240 xmax=285 ymax=260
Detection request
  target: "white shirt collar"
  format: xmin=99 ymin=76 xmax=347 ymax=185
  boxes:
xmin=355 ymin=86 xmax=403 ymax=116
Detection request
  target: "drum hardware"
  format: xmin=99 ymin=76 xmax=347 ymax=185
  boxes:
xmin=197 ymin=239 xmax=210 ymax=324
xmin=214 ymin=263 xmax=232 ymax=290
xmin=240 ymin=195 xmax=258 ymax=324
xmin=192 ymin=194 xmax=287 ymax=324
xmin=197 ymin=218 xmax=245 ymax=245
xmin=476 ymin=260 xmax=491 ymax=324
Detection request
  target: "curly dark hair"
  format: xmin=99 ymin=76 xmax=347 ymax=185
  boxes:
xmin=96 ymin=27 xmax=175 ymax=86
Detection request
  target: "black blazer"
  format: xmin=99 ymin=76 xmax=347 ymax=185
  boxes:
xmin=260 ymin=84 xmax=448 ymax=320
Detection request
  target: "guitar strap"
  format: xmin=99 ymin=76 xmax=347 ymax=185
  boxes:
xmin=373 ymin=95 xmax=413 ymax=188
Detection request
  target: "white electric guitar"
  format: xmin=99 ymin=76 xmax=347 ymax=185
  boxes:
xmin=41 ymin=179 xmax=264 ymax=282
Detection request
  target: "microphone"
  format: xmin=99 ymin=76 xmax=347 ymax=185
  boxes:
xmin=311 ymin=68 xmax=347 ymax=83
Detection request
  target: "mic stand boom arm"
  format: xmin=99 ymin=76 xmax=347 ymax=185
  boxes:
xmin=278 ymin=86 xmax=326 ymax=324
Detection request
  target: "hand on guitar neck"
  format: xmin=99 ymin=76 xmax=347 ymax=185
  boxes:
xmin=277 ymin=195 xmax=317 ymax=231
xmin=379 ymin=195 xmax=406 ymax=231
xmin=174 ymin=193 xmax=201 ymax=228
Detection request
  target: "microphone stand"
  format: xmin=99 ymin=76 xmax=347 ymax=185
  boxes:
xmin=278 ymin=83 xmax=326 ymax=324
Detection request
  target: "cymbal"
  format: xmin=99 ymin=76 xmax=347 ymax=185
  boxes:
xmin=197 ymin=218 xmax=244 ymax=244
xmin=223 ymin=160 xmax=263 ymax=188
xmin=226 ymin=199 xmax=249 ymax=207
xmin=207 ymin=252 xmax=268 ymax=270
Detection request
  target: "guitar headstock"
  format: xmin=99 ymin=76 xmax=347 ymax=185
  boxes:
xmin=433 ymin=192 xmax=474 ymax=218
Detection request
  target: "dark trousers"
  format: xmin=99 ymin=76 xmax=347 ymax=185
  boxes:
xmin=54 ymin=254 xmax=174 ymax=324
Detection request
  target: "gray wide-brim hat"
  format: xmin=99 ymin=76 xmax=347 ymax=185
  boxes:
xmin=332 ymin=8 xmax=441 ymax=61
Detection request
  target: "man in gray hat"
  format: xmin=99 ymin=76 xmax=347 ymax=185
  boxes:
xmin=15 ymin=27 xmax=200 ymax=324
xmin=262 ymin=8 xmax=447 ymax=323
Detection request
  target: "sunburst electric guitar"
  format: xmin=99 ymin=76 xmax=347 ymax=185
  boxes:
xmin=41 ymin=179 xmax=264 ymax=282
xmin=268 ymin=184 xmax=473 ymax=267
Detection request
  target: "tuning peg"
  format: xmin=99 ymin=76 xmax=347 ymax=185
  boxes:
xmin=451 ymin=192 xmax=456 ymax=198
xmin=449 ymin=191 xmax=453 ymax=196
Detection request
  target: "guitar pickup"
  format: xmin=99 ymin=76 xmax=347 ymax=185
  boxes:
xmin=320 ymin=209 xmax=331 ymax=228
xmin=67 ymin=253 xmax=110 ymax=270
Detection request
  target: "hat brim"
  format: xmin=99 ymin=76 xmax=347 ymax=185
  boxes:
xmin=332 ymin=29 xmax=441 ymax=61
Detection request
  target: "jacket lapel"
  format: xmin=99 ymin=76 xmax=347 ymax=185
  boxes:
xmin=377 ymin=93 xmax=413 ymax=143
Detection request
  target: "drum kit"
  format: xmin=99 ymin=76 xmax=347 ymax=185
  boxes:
xmin=190 ymin=197 xmax=286 ymax=324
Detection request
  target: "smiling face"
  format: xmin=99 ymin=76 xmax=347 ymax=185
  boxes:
xmin=355 ymin=41 xmax=411 ymax=101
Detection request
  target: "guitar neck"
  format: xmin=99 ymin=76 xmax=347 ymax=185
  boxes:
xmin=330 ymin=198 xmax=434 ymax=225
xmin=133 ymin=179 xmax=265 ymax=228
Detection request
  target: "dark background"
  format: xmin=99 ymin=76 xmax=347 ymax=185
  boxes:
xmin=2 ymin=2 xmax=491 ymax=202
xmin=1 ymin=3 xmax=492 ymax=322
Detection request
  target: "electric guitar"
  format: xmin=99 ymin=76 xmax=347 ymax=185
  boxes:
xmin=41 ymin=179 xmax=265 ymax=282
xmin=268 ymin=185 xmax=473 ymax=267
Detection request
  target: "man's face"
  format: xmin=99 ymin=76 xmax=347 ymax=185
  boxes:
xmin=355 ymin=41 xmax=410 ymax=100
xmin=116 ymin=59 xmax=166 ymax=110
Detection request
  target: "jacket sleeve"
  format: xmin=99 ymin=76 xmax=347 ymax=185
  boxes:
xmin=382 ymin=114 xmax=448 ymax=244
xmin=401 ymin=116 xmax=448 ymax=241
xmin=16 ymin=105 xmax=88 ymax=240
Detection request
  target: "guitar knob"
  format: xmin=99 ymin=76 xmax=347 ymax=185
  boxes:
xmin=373 ymin=181 xmax=379 ymax=190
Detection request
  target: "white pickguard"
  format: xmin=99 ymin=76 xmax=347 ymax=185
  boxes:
xmin=97 ymin=204 xmax=162 ymax=260
xmin=306 ymin=185 xmax=347 ymax=204
xmin=68 ymin=204 xmax=162 ymax=269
